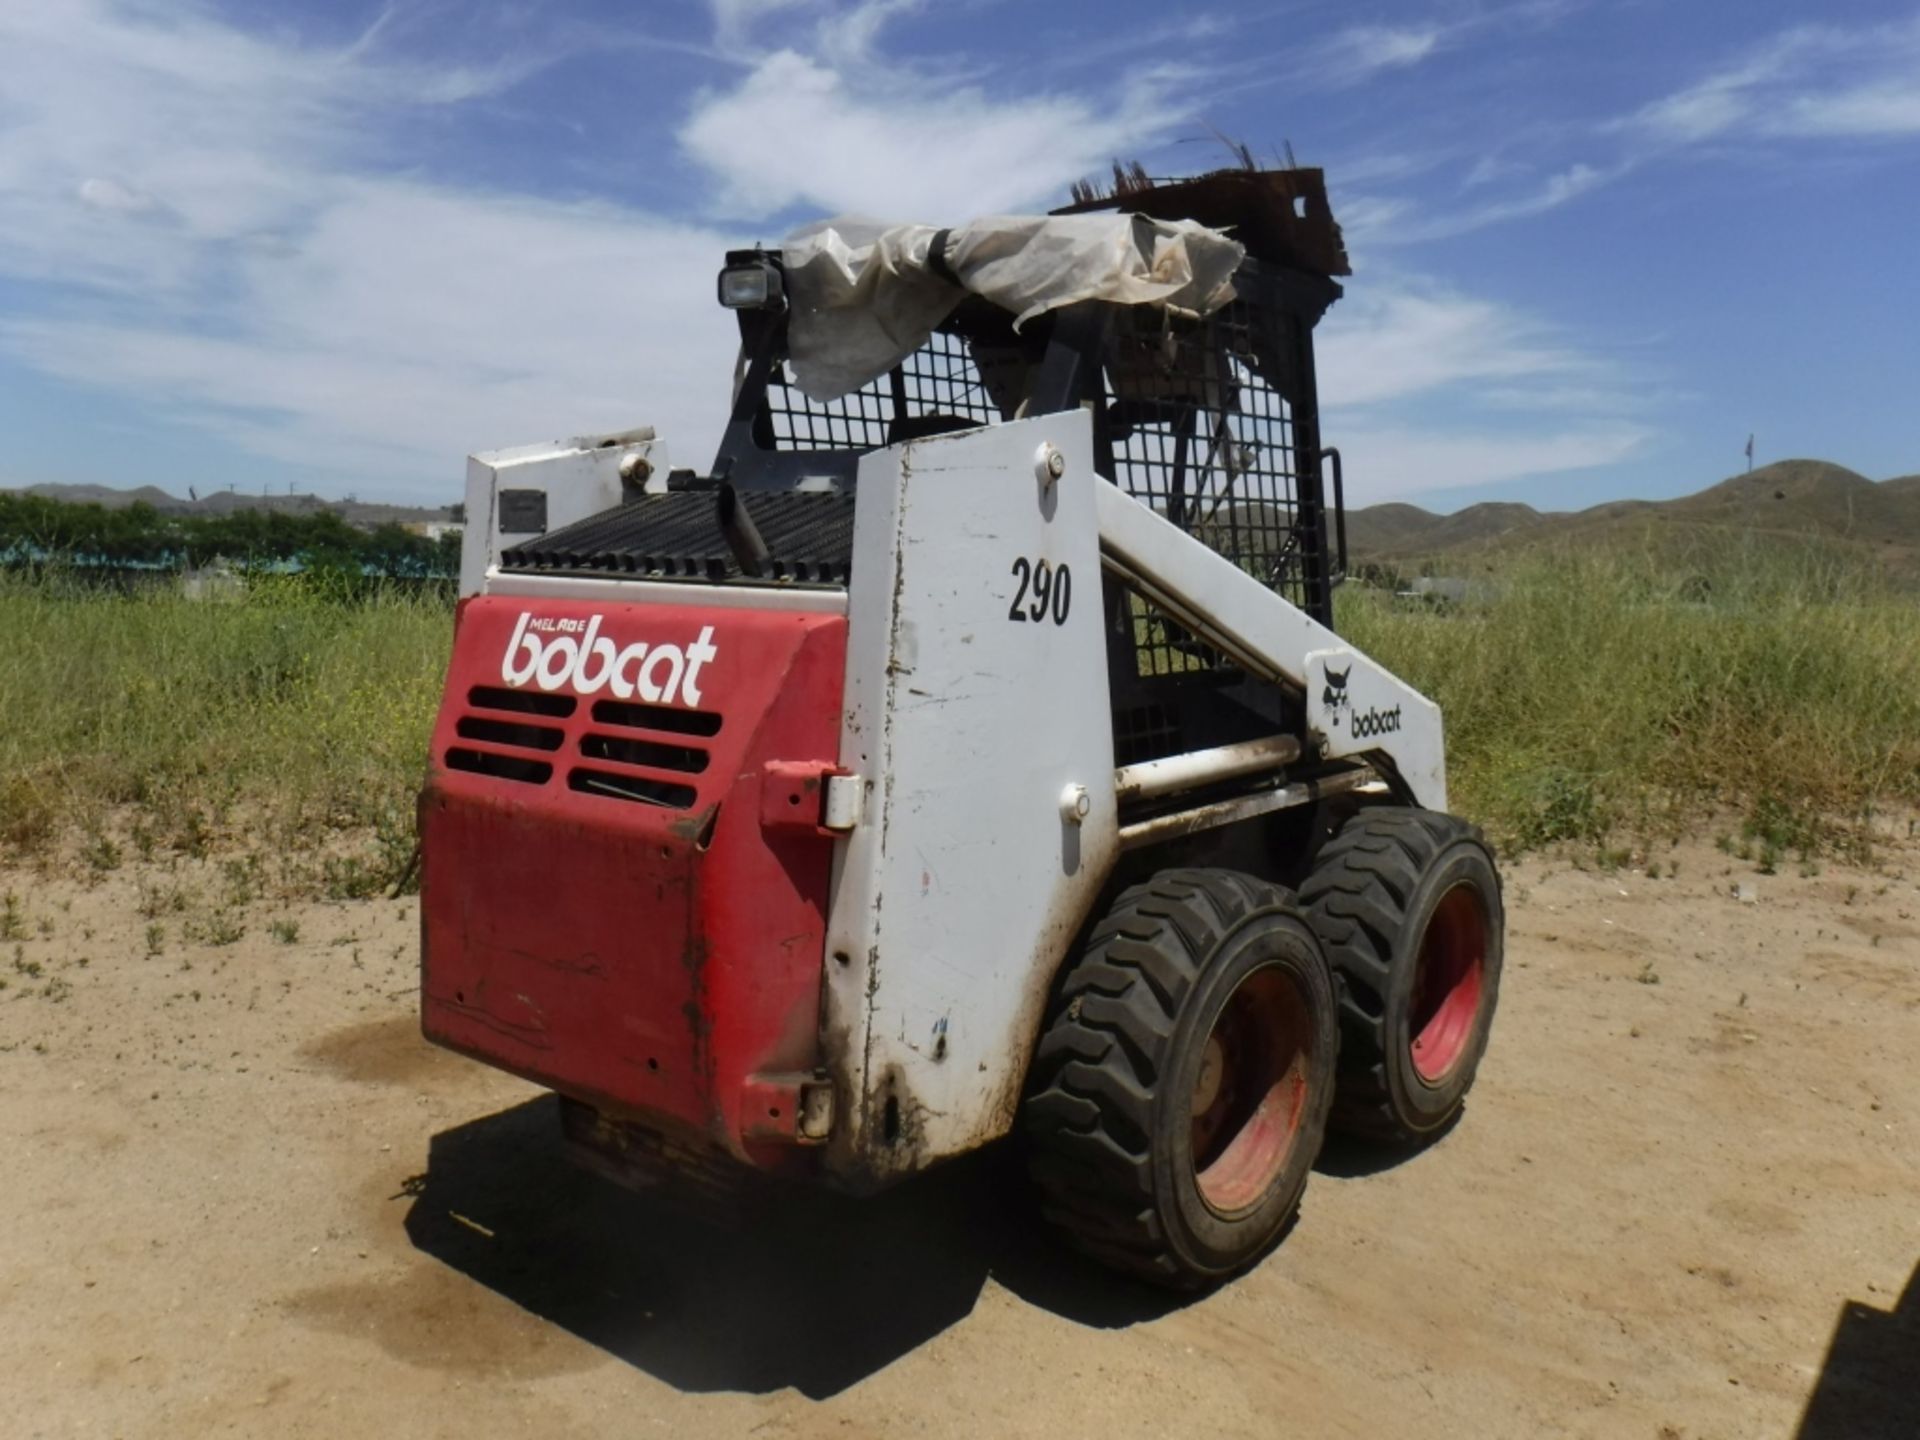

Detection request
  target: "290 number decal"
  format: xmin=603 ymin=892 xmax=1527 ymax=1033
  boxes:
xmin=1008 ymin=557 xmax=1071 ymax=625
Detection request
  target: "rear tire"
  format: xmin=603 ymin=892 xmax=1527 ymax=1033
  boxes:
xmin=1300 ymin=808 xmax=1504 ymax=1144
xmin=1023 ymin=868 xmax=1337 ymax=1289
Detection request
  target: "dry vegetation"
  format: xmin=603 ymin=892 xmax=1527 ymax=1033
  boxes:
xmin=2 ymin=535 xmax=1916 ymax=893
xmin=1342 ymin=537 xmax=1920 ymax=861
xmin=0 ymin=571 xmax=448 ymax=897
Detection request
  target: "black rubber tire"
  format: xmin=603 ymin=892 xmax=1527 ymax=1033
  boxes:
xmin=1299 ymin=807 xmax=1504 ymax=1144
xmin=1022 ymin=868 xmax=1338 ymax=1289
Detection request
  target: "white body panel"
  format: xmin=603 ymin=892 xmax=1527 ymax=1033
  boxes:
xmin=822 ymin=411 xmax=1119 ymax=1179
xmin=461 ymin=428 xmax=667 ymax=598
xmin=1094 ymin=482 xmax=1447 ymax=811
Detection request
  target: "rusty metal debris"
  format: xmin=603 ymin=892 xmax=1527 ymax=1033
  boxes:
xmin=1060 ymin=161 xmax=1351 ymax=278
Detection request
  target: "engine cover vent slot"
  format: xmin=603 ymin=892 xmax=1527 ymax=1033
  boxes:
xmin=445 ymin=748 xmax=553 ymax=785
xmin=468 ymin=685 xmax=577 ymax=718
xmin=580 ymin=734 xmax=710 ymax=774
xmin=591 ymin=700 xmax=723 ymax=737
xmin=456 ymin=715 xmax=564 ymax=752
xmin=568 ymin=769 xmax=698 ymax=809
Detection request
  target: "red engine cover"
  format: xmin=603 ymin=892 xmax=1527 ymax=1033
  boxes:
xmin=419 ymin=594 xmax=847 ymax=1169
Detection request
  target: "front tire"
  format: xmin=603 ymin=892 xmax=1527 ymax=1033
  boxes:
xmin=1300 ymin=808 xmax=1504 ymax=1144
xmin=1023 ymin=868 xmax=1337 ymax=1289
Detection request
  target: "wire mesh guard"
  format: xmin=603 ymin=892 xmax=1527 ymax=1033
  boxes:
xmin=1105 ymin=303 xmax=1303 ymax=591
xmin=1103 ymin=299 xmax=1306 ymax=677
xmin=764 ymin=329 xmax=1002 ymax=451
xmin=1112 ymin=698 xmax=1184 ymax=768
xmin=760 ymin=299 xmax=1310 ymax=678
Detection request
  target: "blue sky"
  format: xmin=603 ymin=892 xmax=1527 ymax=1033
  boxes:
xmin=2 ymin=0 xmax=1917 ymax=510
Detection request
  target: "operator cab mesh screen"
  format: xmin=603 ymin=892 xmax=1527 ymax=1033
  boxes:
xmin=1104 ymin=299 xmax=1306 ymax=623
xmin=741 ymin=266 xmax=1324 ymax=681
xmin=764 ymin=329 xmax=1002 ymax=452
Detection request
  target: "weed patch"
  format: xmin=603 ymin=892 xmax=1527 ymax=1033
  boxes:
xmin=0 ymin=570 xmax=448 ymax=894
xmin=1340 ymin=543 xmax=1920 ymax=854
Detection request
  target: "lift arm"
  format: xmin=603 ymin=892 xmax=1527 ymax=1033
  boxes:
xmin=1093 ymin=478 xmax=1447 ymax=811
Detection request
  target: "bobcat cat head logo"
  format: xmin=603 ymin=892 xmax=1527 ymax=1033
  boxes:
xmin=1322 ymin=664 xmax=1351 ymax=718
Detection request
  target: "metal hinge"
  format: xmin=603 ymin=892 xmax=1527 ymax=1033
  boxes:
xmin=822 ymin=772 xmax=864 ymax=832
xmin=741 ymin=1073 xmax=836 ymax=1143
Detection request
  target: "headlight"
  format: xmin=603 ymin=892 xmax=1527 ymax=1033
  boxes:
xmin=718 ymin=259 xmax=783 ymax=309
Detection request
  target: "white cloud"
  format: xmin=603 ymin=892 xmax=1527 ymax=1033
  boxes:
xmin=679 ymin=47 xmax=1185 ymax=219
xmin=0 ymin=0 xmax=1195 ymax=498
xmin=711 ymin=0 xmax=817 ymax=54
xmin=1324 ymin=422 xmax=1648 ymax=502
xmin=76 ymin=177 xmax=158 ymax=215
xmin=814 ymin=0 xmax=920 ymax=67
xmin=1353 ymin=154 xmax=1643 ymax=246
xmin=1316 ymin=278 xmax=1651 ymax=501
xmin=1318 ymin=283 xmax=1594 ymax=406
xmin=0 ymin=0 xmax=742 ymax=499
xmin=1771 ymin=85 xmax=1920 ymax=139
xmin=0 ymin=0 xmax=577 ymax=298
xmin=4 ymin=185 xmax=738 ymax=481
xmin=1419 ymin=161 xmax=1626 ymax=240
xmin=0 ymin=0 xmax=1652 ymax=510
xmin=1460 ymin=154 xmax=1525 ymax=191
xmin=1335 ymin=195 xmax=1415 ymax=249
xmin=1318 ymin=24 xmax=1445 ymax=84
xmin=1622 ymin=18 xmax=1920 ymax=145
xmin=1299 ymin=3 xmax=1583 ymax=93
xmin=1628 ymin=79 xmax=1758 ymax=147
xmin=1349 ymin=13 xmax=1920 ymax=252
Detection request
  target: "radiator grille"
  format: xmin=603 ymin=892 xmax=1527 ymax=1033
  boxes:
xmin=441 ymin=684 xmax=722 ymax=810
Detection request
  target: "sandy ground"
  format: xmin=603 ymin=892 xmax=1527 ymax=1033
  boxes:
xmin=1 ymin=830 xmax=1916 ymax=1440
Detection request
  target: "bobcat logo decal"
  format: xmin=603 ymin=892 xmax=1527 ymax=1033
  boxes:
xmin=1322 ymin=663 xmax=1351 ymax=723
xmin=1319 ymin=661 xmax=1401 ymax=739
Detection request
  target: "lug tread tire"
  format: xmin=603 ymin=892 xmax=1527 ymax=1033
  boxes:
xmin=1024 ymin=868 xmax=1307 ymax=1287
xmin=1299 ymin=807 xmax=1501 ymax=1143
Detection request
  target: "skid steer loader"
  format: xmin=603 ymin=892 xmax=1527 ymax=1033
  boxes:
xmin=420 ymin=167 xmax=1504 ymax=1288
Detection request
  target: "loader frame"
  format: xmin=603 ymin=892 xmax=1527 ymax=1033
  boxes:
xmin=443 ymin=218 xmax=1447 ymax=1187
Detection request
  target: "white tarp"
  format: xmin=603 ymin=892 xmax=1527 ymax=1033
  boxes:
xmin=781 ymin=213 xmax=1246 ymax=401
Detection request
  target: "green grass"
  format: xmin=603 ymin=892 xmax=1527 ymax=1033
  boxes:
xmin=0 ymin=570 xmax=449 ymax=892
xmin=2 ymin=537 xmax=1916 ymax=890
xmin=1339 ymin=540 xmax=1920 ymax=854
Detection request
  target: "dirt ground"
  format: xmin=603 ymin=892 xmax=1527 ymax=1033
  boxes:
xmin=1 ymin=828 xmax=1915 ymax=1440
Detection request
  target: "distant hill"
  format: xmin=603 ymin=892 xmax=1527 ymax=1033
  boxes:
xmin=20 ymin=483 xmax=183 ymax=509
xmin=1348 ymin=500 xmax=1549 ymax=555
xmin=11 ymin=483 xmax=453 ymax=531
xmin=1349 ymin=460 xmax=1920 ymax=578
xmin=1343 ymin=502 xmax=1448 ymax=555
